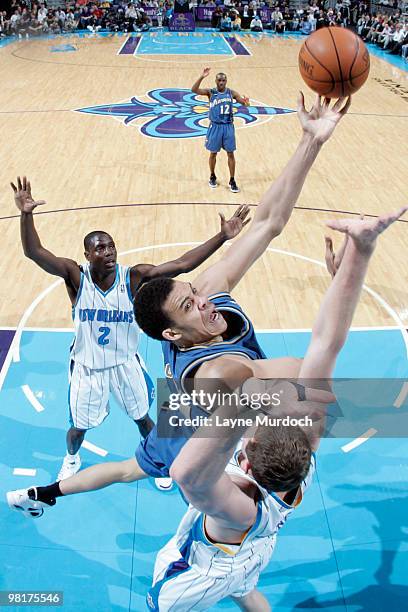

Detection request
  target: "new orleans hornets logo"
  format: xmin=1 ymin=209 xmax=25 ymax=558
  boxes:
xmin=76 ymin=88 xmax=294 ymax=139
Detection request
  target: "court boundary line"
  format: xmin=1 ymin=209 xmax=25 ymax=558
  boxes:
xmin=0 ymin=325 xmax=403 ymax=333
xmin=1 ymin=203 xmax=408 ymax=223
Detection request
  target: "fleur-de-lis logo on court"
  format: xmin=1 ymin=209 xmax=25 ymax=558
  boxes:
xmin=75 ymin=88 xmax=294 ymax=139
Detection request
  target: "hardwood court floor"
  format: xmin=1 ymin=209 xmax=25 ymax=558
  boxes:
xmin=0 ymin=31 xmax=406 ymax=330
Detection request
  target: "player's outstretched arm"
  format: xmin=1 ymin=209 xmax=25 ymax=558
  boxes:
xmin=170 ymin=359 xmax=258 ymax=530
xmin=191 ymin=66 xmax=212 ymax=97
xmin=232 ymin=90 xmax=250 ymax=106
xmin=130 ymin=205 xmax=250 ymax=290
xmin=194 ymin=95 xmax=351 ymax=295
xmin=298 ymin=207 xmax=407 ymax=447
xmin=12 ymin=177 xmax=80 ymax=286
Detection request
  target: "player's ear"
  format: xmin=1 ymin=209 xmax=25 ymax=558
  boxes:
xmin=162 ymin=328 xmax=182 ymax=342
xmin=84 ymin=250 xmax=90 ymax=262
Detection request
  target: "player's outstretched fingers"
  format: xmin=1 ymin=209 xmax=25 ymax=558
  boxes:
xmin=333 ymin=96 xmax=351 ymax=115
xmin=297 ymin=91 xmax=306 ymax=114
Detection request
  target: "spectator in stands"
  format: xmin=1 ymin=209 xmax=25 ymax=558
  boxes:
xmin=301 ymin=15 xmax=312 ymax=34
xmin=316 ymin=9 xmax=328 ymax=29
xmin=275 ymin=15 xmax=285 ymax=32
xmin=250 ymin=13 xmax=263 ymax=31
xmin=385 ymin=22 xmax=406 ymax=52
xmin=232 ymin=11 xmax=241 ymax=30
xmin=66 ymin=9 xmax=78 ymax=31
xmin=271 ymin=7 xmax=283 ymax=31
xmin=211 ymin=5 xmax=223 ymax=28
xmin=28 ymin=17 xmax=44 ymax=35
xmin=219 ymin=12 xmax=232 ymax=31
xmin=37 ymin=4 xmax=47 ymax=25
xmin=377 ymin=20 xmax=394 ymax=48
xmin=10 ymin=9 xmax=21 ymax=35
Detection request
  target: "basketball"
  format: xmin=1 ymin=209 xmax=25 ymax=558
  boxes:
xmin=298 ymin=27 xmax=370 ymax=98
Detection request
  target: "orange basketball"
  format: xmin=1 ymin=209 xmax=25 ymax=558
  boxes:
xmin=298 ymin=27 xmax=370 ymax=98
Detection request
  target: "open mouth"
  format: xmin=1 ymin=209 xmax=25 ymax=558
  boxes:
xmin=209 ymin=311 xmax=219 ymax=323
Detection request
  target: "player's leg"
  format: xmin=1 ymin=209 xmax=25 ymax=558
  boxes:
xmin=59 ymin=363 xmax=110 ymax=480
xmin=224 ymin=124 xmax=239 ymax=192
xmin=209 ymin=152 xmax=217 ymax=187
xmin=110 ymin=356 xmax=154 ymax=437
xmin=205 ymin=123 xmax=221 ymax=187
xmin=230 ymin=590 xmax=271 ymax=612
xmin=111 ymin=356 xmax=173 ymax=491
xmin=227 ymin=152 xmax=239 ymax=192
xmin=7 ymin=457 xmax=148 ymax=518
xmin=134 ymin=414 xmax=155 ymax=437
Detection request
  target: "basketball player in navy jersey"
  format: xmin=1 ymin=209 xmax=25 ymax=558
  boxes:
xmin=192 ymin=67 xmax=250 ymax=193
xmin=9 ymin=177 xmax=250 ymax=486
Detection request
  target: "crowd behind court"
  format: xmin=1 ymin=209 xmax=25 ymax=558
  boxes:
xmin=0 ymin=0 xmax=407 ymax=60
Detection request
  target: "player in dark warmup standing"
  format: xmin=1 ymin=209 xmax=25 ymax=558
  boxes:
xmin=192 ymin=67 xmax=249 ymax=193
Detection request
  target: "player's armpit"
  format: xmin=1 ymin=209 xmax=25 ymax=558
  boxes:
xmin=176 ymin=472 xmax=257 ymax=532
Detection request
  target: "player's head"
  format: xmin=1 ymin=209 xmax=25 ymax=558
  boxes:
xmin=84 ymin=231 xmax=117 ymax=273
xmin=134 ymin=278 xmax=227 ymax=346
xmin=241 ymin=425 xmax=312 ymax=493
xmin=215 ymin=72 xmax=227 ymax=92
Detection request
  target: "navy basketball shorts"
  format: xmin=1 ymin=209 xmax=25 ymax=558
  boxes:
xmin=205 ymin=122 xmax=236 ymax=153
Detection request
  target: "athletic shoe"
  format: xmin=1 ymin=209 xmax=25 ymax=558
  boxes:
xmin=6 ymin=487 xmax=53 ymax=518
xmin=57 ymin=453 xmax=81 ymax=481
xmin=209 ymin=174 xmax=217 ymax=189
xmin=229 ymin=178 xmax=240 ymax=193
xmin=154 ymin=477 xmax=173 ymax=491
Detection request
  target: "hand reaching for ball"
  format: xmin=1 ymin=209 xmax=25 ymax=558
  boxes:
xmin=297 ymin=92 xmax=351 ymax=144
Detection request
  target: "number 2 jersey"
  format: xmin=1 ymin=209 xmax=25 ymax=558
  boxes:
xmin=70 ymin=263 xmax=140 ymax=369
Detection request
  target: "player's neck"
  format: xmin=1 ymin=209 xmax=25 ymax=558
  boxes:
xmin=176 ymin=334 xmax=224 ymax=349
xmin=90 ymin=266 xmax=116 ymax=290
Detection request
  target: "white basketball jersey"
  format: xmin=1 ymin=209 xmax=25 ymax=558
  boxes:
xmin=70 ymin=263 xmax=140 ymax=369
xmin=171 ymin=446 xmax=316 ymax=577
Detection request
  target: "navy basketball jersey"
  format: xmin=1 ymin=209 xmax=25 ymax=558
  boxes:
xmin=209 ymin=88 xmax=234 ymax=124
xmin=162 ymin=293 xmax=266 ymax=394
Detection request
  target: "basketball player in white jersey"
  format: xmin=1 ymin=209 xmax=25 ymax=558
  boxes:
xmin=11 ymin=177 xmax=250 ymax=484
xmin=144 ymin=207 xmax=406 ymax=611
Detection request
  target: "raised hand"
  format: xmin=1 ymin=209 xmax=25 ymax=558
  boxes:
xmin=219 ymin=204 xmax=251 ymax=240
xmin=326 ymin=206 xmax=408 ymax=253
xmin=202 ymin=67 xmax=210 ymax=79
xmin=297 ymin=92 xmax=351 ymax=144
xmin=11 ymin=176 xmax=46 ymax=214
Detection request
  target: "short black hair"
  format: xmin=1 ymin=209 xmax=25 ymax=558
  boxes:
xmin=134 ymin=277 xmax=175 ymax=341
xmin=83 ymin=231 xmax=111 ymax=251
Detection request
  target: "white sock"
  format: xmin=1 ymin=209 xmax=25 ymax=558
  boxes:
xmin=66 ymin=452 xmax=78 ymax=462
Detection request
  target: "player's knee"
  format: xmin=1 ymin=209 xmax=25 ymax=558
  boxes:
xmin=119 ymin=458 xmax=145 ymax=482
xmin=69 ymin=427 xmax=86 ymax=440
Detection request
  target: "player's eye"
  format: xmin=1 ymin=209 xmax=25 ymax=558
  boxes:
xmin=185 ymin=301 xmax=192 ymax=311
